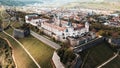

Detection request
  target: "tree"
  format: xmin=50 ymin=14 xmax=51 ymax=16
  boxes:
xmin=0 ymin=19 xmax=3 ymax=30
xmin=62 ymin=48 xmax=76 ymax=64
xmin=112 ymin=32 xmax=119 ymax=38
xmin=98 ymin=30 xmax=105 ymax=36
xmin=57 ymin=48 xmax=66 ymax=62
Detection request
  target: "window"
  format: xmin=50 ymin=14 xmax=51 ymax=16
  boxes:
xmin=62 ymin=33 xmax=64 ymax=36
xmin=36 ymin=22 xmax=38 ymax=24
xmin=66 ymin=29 xmax=68 ymax=32
xmin=81 ymin=33 xmax=85 ymax=36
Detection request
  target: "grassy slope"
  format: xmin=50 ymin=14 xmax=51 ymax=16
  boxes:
xmin=5 ymin=23 xmax=54 ymax=68
xmin=18 ymin=35 xmax=54 ymax=68
xmin=5 ymin=28 xmax=14 ymax=35
xmin=4 ymin=22 xmax=21 ymax=36
xmin=62 ymin=2 xmax=120 ymax=10
xmin=0 ymin=32 xmax=37 ymax=68
xmin=84 ymin=42 xmax=114 ymax=68
xmin=102 ymin=56 xmax=120 ymax=68
xmin=12 ymin=22 xmax=22 ymax=28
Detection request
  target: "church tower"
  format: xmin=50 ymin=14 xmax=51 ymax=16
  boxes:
xmin=54 ymin=13 xmax=62 ymax=26
xmin=53 ymin=14 xmax=57 ymax=23
xmin=57 ymin=14 xmax=61 ymax=26
xmin=67 ymin=18 xmax=72 ymax=27
xmin=85 ymin=22 xmax=89 ymax=32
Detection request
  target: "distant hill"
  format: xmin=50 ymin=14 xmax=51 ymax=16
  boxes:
xmin=61 ymin=1 xmax=120 ymax=10
xmin=0 ymin=0 xmax=120 ymax=9
xmin=105 ymin=0 xmax=120 ymax=2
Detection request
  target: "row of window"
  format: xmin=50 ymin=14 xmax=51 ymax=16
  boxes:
xmin=62 ymin=32 xmax=85 ymax=36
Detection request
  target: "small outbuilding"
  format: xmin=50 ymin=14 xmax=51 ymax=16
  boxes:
xmin=13 ymin=28 xmax=30 ymax=38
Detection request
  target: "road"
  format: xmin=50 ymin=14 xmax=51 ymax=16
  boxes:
xmin=97 ymin=52 xmax=119 ymax=68
xmin=3 ymin=31 xmax=41 ymax=68
xmin=31 ymin=31 xmax=61 ymax=50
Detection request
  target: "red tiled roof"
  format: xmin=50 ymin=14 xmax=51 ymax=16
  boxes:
xmin=44 ymin=22 xmax=66 ymax=31
xmin=27 ymin=16 xmax=41 ymax=21
xmin=74 ymin=24 xmax=85 ymax=30
xmin=60 ymin=20 xmax=85 ymax=30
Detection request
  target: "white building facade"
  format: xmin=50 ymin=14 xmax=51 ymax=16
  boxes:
xmin=25 ymin=14 xmax=89 ymax=39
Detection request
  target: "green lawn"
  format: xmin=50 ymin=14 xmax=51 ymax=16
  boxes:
xmin=12 ymin=22 xmax=22 ymax=28
xmin=5 ymin=26 xmax=55 ymax=68
xmin=83 ymin=42 xmax=114 ymax=68
xmin=4 ymin=21 xmax=21 ymax=36
xmin=18 ymin=35 xmax=54 ymax=68
xmin=0 ymin=32 xmax=37 ymax=68
xmin=102 ymin=56 xmax=120 ymax=68
xmin=3 ymin=22 xmax=9 ymax=28
xmin=5 ymin=27 xmax=14 ymax=36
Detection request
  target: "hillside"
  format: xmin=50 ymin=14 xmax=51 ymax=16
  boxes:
xmin=62 ymin=2 xmax=120 ymax=10
xmin=0 ymin=0 xmax=120 ymax=9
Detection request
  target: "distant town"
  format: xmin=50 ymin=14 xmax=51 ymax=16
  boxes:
xmin=0 ymin=1 xmax=120 ymax=68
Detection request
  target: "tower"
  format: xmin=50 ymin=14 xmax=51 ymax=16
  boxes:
xmin=57 ymin=14 xmax=60 ymax=25
xmin=67 ymin=18 xmax=72 ymax=27
xmin=59 ymin=19 xmax=62 ymax=27
xmin=55 ymin=13 xmax=62 ymax=27
xmin=85 ymin=22 xmax=89 ymax=32
xmin=53 ymin=14 xmax=57 ymax=23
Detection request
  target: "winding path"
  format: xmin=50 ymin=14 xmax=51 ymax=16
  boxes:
xmin=97 ymin=52 xmax=119 ymax=68
xmin=3 ymin=31 xmax=41 ymax=68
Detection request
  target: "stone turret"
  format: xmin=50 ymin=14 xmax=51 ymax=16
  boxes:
xmin=85 ymin=22 xmax=89 ymax=32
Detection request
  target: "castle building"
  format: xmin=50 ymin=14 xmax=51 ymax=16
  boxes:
xmin=25 ymin=14 xmax=89 ymax=40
